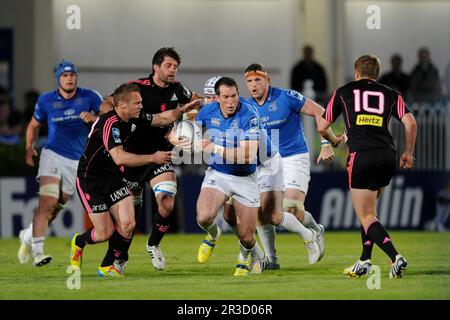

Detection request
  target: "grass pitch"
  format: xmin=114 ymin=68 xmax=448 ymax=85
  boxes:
xmin=0 ymin=232 xmax=449 ymax=300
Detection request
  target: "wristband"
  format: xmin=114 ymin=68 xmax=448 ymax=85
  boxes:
xmin=321 ymin=139 xmax=330 ymax=147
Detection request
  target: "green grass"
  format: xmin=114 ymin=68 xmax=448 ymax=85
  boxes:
xmin=0 ymin=232 xmax=449 ymax=300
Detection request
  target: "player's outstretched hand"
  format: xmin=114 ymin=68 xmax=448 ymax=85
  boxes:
xmin=25 ymin=147 xmax=37 ymax=167
xmin=316 ymin=144 xmax=335 ymax=164
xmin=151 ymin=151 xmax=173 ymax=164
xmin=179 ymin=99 xmax=203 ymax=114
xmin=80 ymin=111 xmax=98 ymax=123
xmin=400 ymin=152 xmax=414 ymax=169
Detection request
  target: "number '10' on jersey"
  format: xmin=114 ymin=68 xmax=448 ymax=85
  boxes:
xmin=323 ymin=79 xmax=410 ymax=153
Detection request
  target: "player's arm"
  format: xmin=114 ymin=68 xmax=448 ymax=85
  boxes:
xmin=219 ymin=140 xmax=259 ymax=164
xmin=99 ymin=96 xmax=114 ymax=115
xmin=399 ymin=113 xmax=417 ymax=169
xmin=25 ymin=117 xmax=41 ymax=167
xmin=150 ymin=99 xmax=203 ymax=127
xmin=202 ymin=140 xmax=259 ymax=164
xmin=80 ymin=89 xmax=103 ymax=123
xmin=301 ymin=98 xmax=342 ymax=152
xmin=108 ymin=146 xmax=172 ymax=167
xmin=190 ymin=92 xmax=203 ymax=101
xmin=80 ymin=112 xmax=98 ymax=123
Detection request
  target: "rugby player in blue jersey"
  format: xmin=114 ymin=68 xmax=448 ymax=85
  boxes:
xmin=243 ymin=63 xmax=341 ymax=268
xmin=18 ymin=60 xmax=103 ymax=266
xmin=196 ymin=76 xmax=322 ymax=267
xmin=194 ymin=77 xmax=267 ymax=276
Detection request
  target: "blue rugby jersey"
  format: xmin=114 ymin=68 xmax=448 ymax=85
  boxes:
xmin=196 ymin=100 xmax=260 ymax=176
xmin=33 ymin=87 xmax=102 ymax=160
xmin=247 ymin=86 xmax=308 ymax=157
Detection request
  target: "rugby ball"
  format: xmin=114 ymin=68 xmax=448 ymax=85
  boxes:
xmin=171 ymin=120 xmax=202 ymax=152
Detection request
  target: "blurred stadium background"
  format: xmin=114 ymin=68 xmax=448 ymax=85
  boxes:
xmin=0 ymin=0 xmax=449 ymax=239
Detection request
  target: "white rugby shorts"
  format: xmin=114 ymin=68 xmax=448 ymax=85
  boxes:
xmin=201 ymin=168 xmax=260 ymax=207
xmin=257 ymin=153 xmax=284 ymax=193
xmin=281 ymin=152 xmax=311 ymax=194
xmin=37 ymin=148 xmax=78 ymax=195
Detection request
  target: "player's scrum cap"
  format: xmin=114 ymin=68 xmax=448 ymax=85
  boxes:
xmin=204 ymin=76 xmax=222 ymax=95
xmin=55 ymin=60 xmax=77 ymax=83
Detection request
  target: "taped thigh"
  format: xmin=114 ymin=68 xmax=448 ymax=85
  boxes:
xmin=39 ymin=183 xmax=60 ymax=199
xmin=153 ymin=181 xmax=177 ymax=197
xmin=282 ymin=198 xmax=305 ymax=211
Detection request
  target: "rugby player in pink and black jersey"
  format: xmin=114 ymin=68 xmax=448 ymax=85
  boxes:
xmin=99 ymin=47 xmax=202 ymax=271
xmin=318 ymin=54 xmax=417 ymax=279
xmin=70 ymin=83 xmax=197 ymax=277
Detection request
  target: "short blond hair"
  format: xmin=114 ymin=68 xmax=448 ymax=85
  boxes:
xmin=354 ymin=54 xmax=381 ymax=79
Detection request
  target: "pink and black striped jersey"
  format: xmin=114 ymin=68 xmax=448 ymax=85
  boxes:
xmin=323 ymin=79 xmax=410 ymax=152
xmin=77 ymin=110 xmax=132 ymax=180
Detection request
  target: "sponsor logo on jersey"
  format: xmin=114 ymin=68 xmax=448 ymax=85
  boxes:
xmin=268 ymin=102 xmax=278 ymax=112
xmin=211 ymin=118 xmax=221 ymax=126
xmin=126 ymin=180 xmax=140 ymax=189
xmin=260 ymin=116 xmax=270 ymax=123
xmin=112 ymin=127 xmax=122 ymax=143
xmin=356 ymin=114 xmax=383 ymax=127
xmin=92 ymin=203 xmax=108 ymax=212
xmin=110 ymin=186 xmax=129 ymax=202
xmin=230 ymin=119 xmax=239 ymax=129
xmin=250 ymin=117 xmax=258 ymax=126
xmin=64 ymin=109 xmax=75 ymax=116
xmin=170 ymin=94 xmax=178 ymax=102
xmin=287 ymin=90 xmax=304 ymax=101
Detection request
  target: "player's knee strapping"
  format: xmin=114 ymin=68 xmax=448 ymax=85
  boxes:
xmin=153 ymin=181 xmax=177 ymax=197
xmin=282 ymin=198 xmax=305 ymax=212
xmin=39 ymin=183 xmax=60 ymax=199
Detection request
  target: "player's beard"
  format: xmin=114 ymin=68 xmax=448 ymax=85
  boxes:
xmin=160 ymin=72 xmax=176 ymax=86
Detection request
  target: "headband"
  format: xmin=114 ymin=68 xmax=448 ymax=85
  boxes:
xmin=244 ymin=70 xmax=268 ymax=80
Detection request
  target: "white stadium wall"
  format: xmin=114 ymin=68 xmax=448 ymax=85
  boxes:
xmin=51 ymin=0 xmax=301 ymax=98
